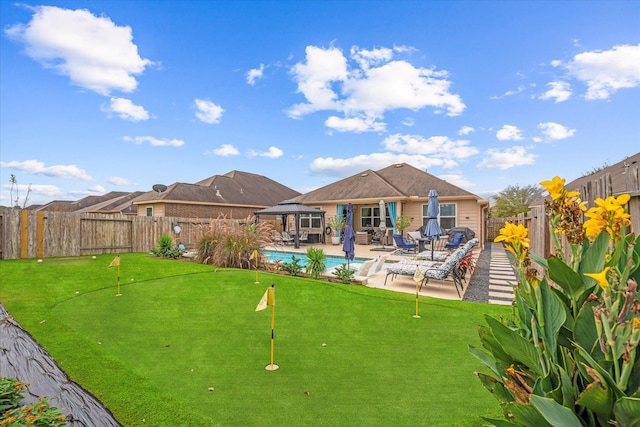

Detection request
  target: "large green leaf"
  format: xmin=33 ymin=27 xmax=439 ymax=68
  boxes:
xmin=614 ymin=396 xmax=640 ymax=427
xmin=575 ymin=342 xmax=625 ymax=399
xmin=505 ymin=402 xmax=553 ymax=427
xmin=530 ymin=394 xmax=584 ymax=427
xmin=480 ymin=417 xmax=519 ymax=427
xmin=548 ymin=257 xmax=584 ymax=302
xmin=469 ymin=344 xmax=503 ymax=378
xmin=576 ymin=367 xmax=614 ymax=418
xmin=475 ymin=371 xmax=515 ymax=404
xmin=539 ymin=277 xmax=566 ymax=361
xmin=573 ymin=300 xmax=602 ymax=359
xmin=578 ymin=231 xmax=608 ymax=279
xmin=486 ymin=316 xmax=543 ymax=376
xmin=529 ymin=251 xmax=548 ymax=271
xmin=480 ymin=319 xmax=515 ymax=365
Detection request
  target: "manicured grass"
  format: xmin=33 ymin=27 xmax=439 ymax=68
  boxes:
xmin=1 ymin=254 xmax=510 ymax=426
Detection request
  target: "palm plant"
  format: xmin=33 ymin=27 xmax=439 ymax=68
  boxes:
xmin=305 ymin=246 xmax=327 ymax=279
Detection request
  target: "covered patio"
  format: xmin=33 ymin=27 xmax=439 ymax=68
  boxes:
xmin=254 ymin=199 xmax=326 ymax=248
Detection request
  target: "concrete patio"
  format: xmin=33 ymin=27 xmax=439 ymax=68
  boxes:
xmin=264 ymin=240 xmax=483 ymax=301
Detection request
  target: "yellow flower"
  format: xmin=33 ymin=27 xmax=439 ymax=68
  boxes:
xmin=495 ymin=222 xmax=530 ymax=247
xmin=540 ymin=176 xmax=566 ymax=201
xmin=583 ymin=194 xmax=632 ymax=241
xmin=584 ymin=267 xmax=610 ymax=290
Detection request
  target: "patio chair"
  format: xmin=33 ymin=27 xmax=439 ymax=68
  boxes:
xmin=445 ymin=232 xmax=464 ymax=249
xmin=280 ymin=231 xmax=295 ymax=245
xmin=392 ymin=233 xmax=417 ymax=253
xmin=271 ymin=231 xmax=284 ymax=245
xmin=299 ymin=230 xmax=309 ymax=244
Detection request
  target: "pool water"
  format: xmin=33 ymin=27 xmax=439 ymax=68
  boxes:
xmin=262 ymin=250 xmax=369 ymax=269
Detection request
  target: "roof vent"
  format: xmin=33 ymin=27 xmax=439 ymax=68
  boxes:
xmin=361 ymin=173 xmax=368 ymax=177
xmin=216 ymin=190 xmax=221 ymax=197
xmin=240 ymin=188 xmax=243 ymax=193
xmin=395 ymin=164 xmax=403 ymax=168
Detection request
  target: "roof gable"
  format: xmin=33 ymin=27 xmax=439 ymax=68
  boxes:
xmin=296 ymin=163 xmax=478 ymax=203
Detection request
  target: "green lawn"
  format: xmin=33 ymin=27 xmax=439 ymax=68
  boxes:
xmin=0 ymin=253 xmax=510 ymax=426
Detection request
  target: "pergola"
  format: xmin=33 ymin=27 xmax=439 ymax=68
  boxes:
xmin=254 ymin=199 xmax=326 ymax=248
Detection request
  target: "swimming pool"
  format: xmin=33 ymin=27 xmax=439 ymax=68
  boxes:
xmin=262 ymin=250 xmax=370 ymax=269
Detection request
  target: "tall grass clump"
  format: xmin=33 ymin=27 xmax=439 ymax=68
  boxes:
xmin=197 ymin=215 xmax=272 ymax=268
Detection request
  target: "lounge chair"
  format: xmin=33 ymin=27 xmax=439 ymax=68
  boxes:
xmin=445 ymin=232 xmax=464 ymax=249
xmin=271 ymin=231 xmax=284 ymax=245
xmin=352 ymin=259 xmax=376 ymax=282
xmin=392 ymin=234 xmax=417 ymax=253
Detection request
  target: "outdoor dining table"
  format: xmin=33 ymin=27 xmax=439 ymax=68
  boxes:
xmin=415 ymin=237 xmax=430 ymax=252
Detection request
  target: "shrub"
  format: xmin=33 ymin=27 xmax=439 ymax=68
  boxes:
xmin=280 ymin=255 xmax=303 ymax=276
xmin=1 ymin=377 xmax=66 ymax=426
xmin=0 ymin=377 xmax=26 ymax=412
xmin=305 ymin=247 xmax=327 ymax=279
xmin=197 ymin=215 xmax=272 ymax=268
xmin=470 ymin=176 xmax=640 ymax=426
xmin=151 ymin=233 xmax=184 ymax=259
xmin=333 ymin=263 xmax=355 ymax=283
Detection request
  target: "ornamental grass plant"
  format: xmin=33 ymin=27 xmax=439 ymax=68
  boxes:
xmin=1 ymin=253 xmax=508 ymax=426
xmin=472 ymin=176 xmax=640 ymax=426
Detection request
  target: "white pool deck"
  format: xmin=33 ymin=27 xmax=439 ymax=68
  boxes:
xmin=263 ymin=241 xmax=482 ymax=301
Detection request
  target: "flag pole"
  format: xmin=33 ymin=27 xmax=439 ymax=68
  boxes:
xmin=266 ymin=284 xmax=278 ymax=370
xmin=413 ymin=264 xmax=421 ymax=318
xmin=117 ymin=260 xmax=122 ymax=296
xmin=253 ymin=250 xmax=260 ymax=284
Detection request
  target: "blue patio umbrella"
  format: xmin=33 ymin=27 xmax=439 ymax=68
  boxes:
xmin=424 ymin=190 xmax=442 ymax=259
xmin=342 ymin=203 xmax=355 ymax=267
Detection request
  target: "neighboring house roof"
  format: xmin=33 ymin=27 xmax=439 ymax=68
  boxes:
xmin=294 ymin=163 xmax=480 ymax=203
xmin=76 ymin=191 xmax=146 ymax=214
xmin=565 ymin=151 xmax=640 ymax=197
xmin=31 ymin=192 xmax=134 ymax=213
xmin=133 ymin=170 xmax=301 ymax=207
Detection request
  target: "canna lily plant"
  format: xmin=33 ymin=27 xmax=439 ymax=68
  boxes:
xmin=470 ymin=176 xmax=640 ymax=426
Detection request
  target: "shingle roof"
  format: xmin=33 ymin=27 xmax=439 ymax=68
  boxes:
xmin=134 ymin=170 xmax=300 ymax=207
xmin=294 ymin=163 xmax=478 ymax=203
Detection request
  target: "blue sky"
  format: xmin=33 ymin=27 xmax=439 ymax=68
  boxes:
xmin=1 ymin=1 xmax=639 ymax=207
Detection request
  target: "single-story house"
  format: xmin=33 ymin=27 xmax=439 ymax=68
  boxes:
xmin=293 ymin=163 xmax=490 ymax=246
xmin=132 ymin=170 xmax=301 ymax=219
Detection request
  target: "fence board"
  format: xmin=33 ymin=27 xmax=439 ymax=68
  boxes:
xmin=0 ymin=208 xmax=243 ymax=260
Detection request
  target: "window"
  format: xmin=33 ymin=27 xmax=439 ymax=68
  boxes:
xmin=146 ymin=207 xmax=153 ymax=217
xmin=422 ymin=203 xmax=456 ymax=230
xmin=361 ymin=206 xmax=391 ymax=228
xmin=300 ymin=211 xmax=322 ymax=228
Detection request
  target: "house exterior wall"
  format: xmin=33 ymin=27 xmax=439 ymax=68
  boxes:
xmin=302 ymin=198 xmax=485 ymax=241
xmin=137 ymin=203 xmax=259 ymax=219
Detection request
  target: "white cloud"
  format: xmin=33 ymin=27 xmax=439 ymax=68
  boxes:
xmin=248 ymin=146 xmax=284 ymax=159
xmin=108 ymin=176 xmax=131 ymax=186
xmin=102 ymin=97 xmax=150 ymax=121
xmin=538 ymin=122 xmax=576 ymax=140
xmin=2 ymin=183 xmax=63 ymax=198
xmin=123 ymin=136 xmax=184 ymax=147
xmin=539 ymin=81 xmax=572 ymax=103
xmin=5 ymin=5 xmax=152 ymax=95
xmin=287 ymin=44 xmax=465 ymax=130
xmin=401 ymin=117 xmax=415 ymax=127
xmin=247 ymin=63 xmax=264 ymax=85
xmin=477 ymin=146 xmax=536 ymax=170
xmin=325 ymin=115 xmax=386 ymax=133
xmin=194 ymin=98 xmax=224 ymax=124
xmin=437 ymin=173 xmax=475 ymax=188
xmin=382 ymin=134 xmax=478 ymax=161
xmin=0 ymin=159 xmax=92 ymax=180
xmin=496 ymin=125 xmax=524 ymax=141
xmin=211 ymin=144 xmax=239 ymax=157
xmin=309 ymin=152 xmax=448 ymax=177
xmin=565 ymin=44 xmax=640 ymax=100
xmin=458 ymin=126 xmax=475 ymax=135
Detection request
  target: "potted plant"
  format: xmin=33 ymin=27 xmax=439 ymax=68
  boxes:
xmin=327 ymin=215 xmax=345 ymax=245
xmin=394 ymin=214 xmax=413 ymax=236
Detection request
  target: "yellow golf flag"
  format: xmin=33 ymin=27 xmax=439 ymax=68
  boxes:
xmin=109 ymin=256 xmax=120 ymax=268
xmin=413 ymin=265 xmax=424 ymax=283
xmin=256 ymin=286 xmax=275 ymax=311
xmin=250 ymin=250 xmax=259 ymax=261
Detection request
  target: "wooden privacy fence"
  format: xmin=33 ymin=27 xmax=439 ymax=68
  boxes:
xmin=0 ymin=208 xmax=255 ymax=260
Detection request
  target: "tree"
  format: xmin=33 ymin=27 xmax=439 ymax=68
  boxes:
xmin=491 ymin=184 xmax=545 ymax=218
